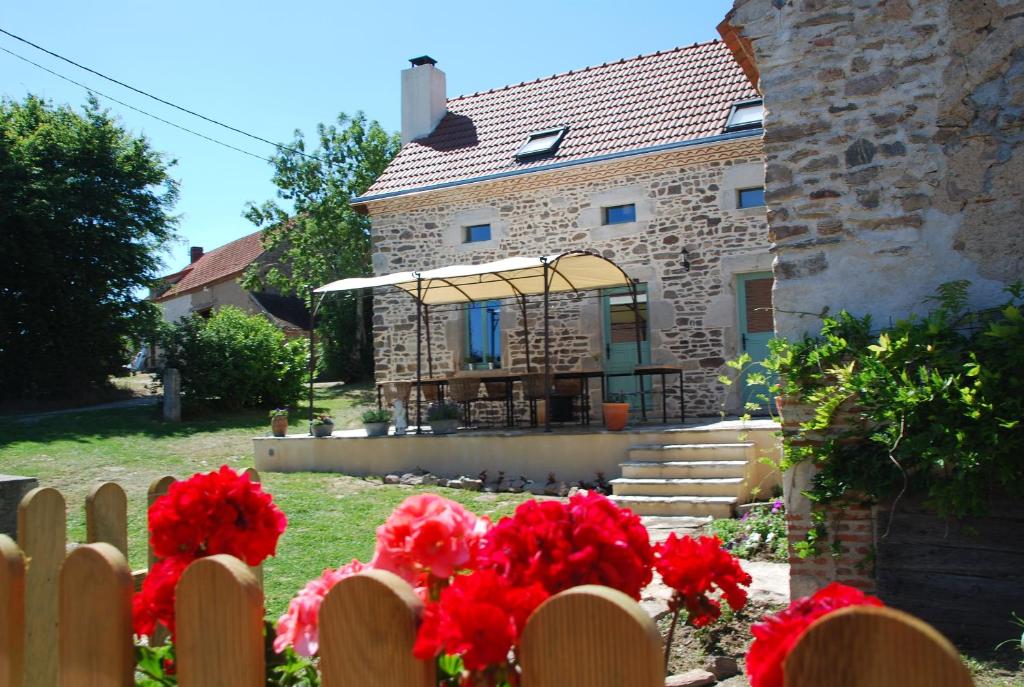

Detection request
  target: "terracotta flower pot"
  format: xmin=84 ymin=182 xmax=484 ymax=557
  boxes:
xmin=603 ymin=403 xmax=630 ymax=431
xmin=270 ymin=415 xmax=288 ymax=437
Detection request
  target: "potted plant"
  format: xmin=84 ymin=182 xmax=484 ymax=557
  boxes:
xmin=269 ymin=408 xmax=289 ymax=437
xmin=602 ymin=392 xmax=630 ymax=431
xmin=427 ymin=400 xmax=461 ymax=435
xmin=361 ymin=408 xmax=392 ymax=437
xmin=310 ymin=413 xmax=335 ymax=438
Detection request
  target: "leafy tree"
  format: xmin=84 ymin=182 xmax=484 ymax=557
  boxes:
xmin=0 ymin=96 xmax=178 ymax=401
xmin=244 ymin=112 xmax=400 ymax=380
xmin=160 ymin=306 xmax=307 ymax=409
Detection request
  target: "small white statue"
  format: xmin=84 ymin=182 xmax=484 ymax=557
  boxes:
xmin=393 ymin=399 xmax=408 ymax=436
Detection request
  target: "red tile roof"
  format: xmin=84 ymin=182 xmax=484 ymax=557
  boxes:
xmin=155 ymin=230 xmax=265 ymax=301
xmin=359 ymin=40 xmax=759 ymax=201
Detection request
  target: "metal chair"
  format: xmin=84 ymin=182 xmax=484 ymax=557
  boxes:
xmin=446 ymin=377 xmax=482 ymax=427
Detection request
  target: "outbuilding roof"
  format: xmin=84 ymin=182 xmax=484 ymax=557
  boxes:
xmin=358 ymin=39 xmax=759 ymax=203
xmin=154 ymin=230 xmax=265 ymax=301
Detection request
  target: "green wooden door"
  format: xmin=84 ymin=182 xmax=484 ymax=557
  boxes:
xmin=602 ymin=285 xmax=651 ymax=409
xmin=736 ymin=272 xmax=775 ymax=413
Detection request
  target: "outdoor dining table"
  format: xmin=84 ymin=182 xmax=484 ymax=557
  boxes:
xmin=603 ymin=365 xmax=685 ymax=424
xmin=452 ymin=371 xmax=522 ymax=427
xmin=552 ymin=370 xmax=605 ymax=425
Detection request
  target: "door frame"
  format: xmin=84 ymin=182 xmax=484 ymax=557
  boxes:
xmin=735 ymin=271 xmax=775 ymax=412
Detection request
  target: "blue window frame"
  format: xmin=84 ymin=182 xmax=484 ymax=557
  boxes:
xmin=466 ymin=300 xmax=501 ymax=368
xmin=603 ymin=204 xmax=637 ymax=225
xmin=464 ymin=224 xmax=492 ymax=243
xmin=737 ymin=187 xmax=766 ymax=209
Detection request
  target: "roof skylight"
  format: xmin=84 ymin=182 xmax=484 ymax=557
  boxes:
xmin=724 ymin=100 xmax=764 ymax=132
xmin=516 ymin=126 xmax=567 ymax=160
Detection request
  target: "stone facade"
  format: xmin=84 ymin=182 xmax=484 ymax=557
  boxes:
xmin=727 ymin=0 xmax=1024 ymax=340
xmin=364 ymin=138 xmax=771 ymax=419
xmin=724 ymin=0 xmax=1024 ymax=598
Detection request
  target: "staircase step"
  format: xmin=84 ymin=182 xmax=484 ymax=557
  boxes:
xmin=628 ymin=442 xmax=754 ymax=462
xmin=611 ymin=495 xmax=736 ymax=518
xmin=620 ymin=460 xmax=747 ymax=479
xmin=610 ymin=477 xmax=744 ymax=497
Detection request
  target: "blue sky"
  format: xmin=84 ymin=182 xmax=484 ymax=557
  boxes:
xmin=2 ymin=1 xmax=733 ymax=275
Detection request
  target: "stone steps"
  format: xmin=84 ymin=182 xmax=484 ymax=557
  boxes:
xmin=620 ymin=460 xmax=747 ymax=479
xmin=627 ymin=442 xmax=754 ymax=462
xmin=610 ymin=495 xmax=737 ymax=518
xmin=609 ymin=477 xmax=744 ymax=497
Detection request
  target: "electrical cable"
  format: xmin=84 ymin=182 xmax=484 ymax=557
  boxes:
xmin=0 ymin=26 xmax=318 ymax=162
xmin=0 ymin=45 xmax=276 ymax=163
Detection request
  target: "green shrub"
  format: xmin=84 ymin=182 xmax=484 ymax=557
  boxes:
xmin=741 ymin=281 xmax=1024 ymax=521
xmin=161 ymin=306 xmax=307 ymax=409
xmin=361 ymin=408 xmax=392 ymax=424
xmin=708 ymin=500 xmax=789 ymax=562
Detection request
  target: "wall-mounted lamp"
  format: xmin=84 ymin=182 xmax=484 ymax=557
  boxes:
xmin=682 ymin=248 xmax=691 ymax=272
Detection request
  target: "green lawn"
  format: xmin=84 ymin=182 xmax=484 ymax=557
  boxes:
xmin=0 ymin=382 xmax=529 ymax=618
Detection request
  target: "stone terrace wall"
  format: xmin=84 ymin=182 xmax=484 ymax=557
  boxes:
xmin=728 ymin=0 xmax=1024 ymax=341
xmin=364 ymin=140 xmax=771 ymax=420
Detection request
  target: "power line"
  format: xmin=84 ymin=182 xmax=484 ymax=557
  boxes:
xmin=0 ymin=45 xmax=276 ymax=163
xmin=0 ymin=26 xmax=317 ymax=162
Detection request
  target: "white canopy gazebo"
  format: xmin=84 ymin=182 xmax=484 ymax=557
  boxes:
xmin=311 ymin=249 xmax=645 ymax=432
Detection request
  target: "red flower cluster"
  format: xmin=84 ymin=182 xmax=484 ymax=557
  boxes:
xmin=133 ymin=466 xmax=287 ymax=640
xmin=654 ymin=534 xmax=752 ymax=627
xmin=746 ymin=582 xmax=884 ymax=687
xmin=413 ymin=569 xmax=548 ymax=672
xmin=148 ymin=465 xmax=287 ymax=565
xmin=479 ymin=491 xmax=653 ymax=599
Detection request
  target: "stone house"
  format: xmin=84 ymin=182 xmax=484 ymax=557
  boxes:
xmin=355 ymin=43 xmax=773 ymax=419
xmin=720 ymin=0 xmax=1024 ymax=643
xmin=153 ymin=230 xmax=309 ymax=339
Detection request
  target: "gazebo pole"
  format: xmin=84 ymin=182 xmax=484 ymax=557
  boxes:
xmin=543 ymin=258 xmax=552 ymax=433
xmin=307 ymin=287 xmax=317 ymax=426
xmin=424 ymin=303 xmax=433 ymax=379
xmin=415 ymin=275 xmax=423 ymax=435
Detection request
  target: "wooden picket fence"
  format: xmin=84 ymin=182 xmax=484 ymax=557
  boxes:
xmin=0 ymin=479 xmax=977 ymax=687
xmin=7 ymin=469 xmax=260 ymax=687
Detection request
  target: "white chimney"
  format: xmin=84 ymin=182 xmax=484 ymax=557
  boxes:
xmin=401 ymin=56 xmax=446 ymax=144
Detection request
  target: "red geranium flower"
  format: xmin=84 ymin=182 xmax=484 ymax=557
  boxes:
xmin=480 ymin=491 xmax=653 ymax=599
xmin=132 ymin=555 xmax=193 ymax=639
xmin=654 ymin=534 xmax=752 ymax=627
xmin=413 ymin=568 xmax=548 ymax=672
xmin=148 ymin=465 xmax=287 ymax=565
xmin=746 ymin=582 xmax=884 ymax=687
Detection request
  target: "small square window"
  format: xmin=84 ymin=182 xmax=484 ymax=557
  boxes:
xmin=464 ymin=224 xmax=492 ymax=243
xmin=725 ymin=100 xmax=764 ymax=132
xmin=738 ymin=187 xmax=766 ymax=209
xmin=603 ymin=204 xmax=637 ymax=225
xmin=516 ymin=126 xmax=567 ymax=159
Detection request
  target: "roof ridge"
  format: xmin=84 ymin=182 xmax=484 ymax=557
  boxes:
xmin=199 ymin=228 xmax=264 ymax=258
xmin=447 ymin=39 xmax=723 ymax=104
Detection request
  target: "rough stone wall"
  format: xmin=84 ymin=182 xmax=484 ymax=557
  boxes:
xmin=365 ymin=140 xmax=772 ymax=421
xmin=728 ymin=0 xmax=1024 ymax=340
xmin=726 ymin=0 xmax=1024 ymax=600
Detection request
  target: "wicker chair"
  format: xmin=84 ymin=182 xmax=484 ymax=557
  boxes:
xmin=446 ymin=377 xmax=482 ymax=427
xmin=381 ymin=381 xmax=412 ymax=405
xmin=521 ymin=372 xmax=550 ymax=427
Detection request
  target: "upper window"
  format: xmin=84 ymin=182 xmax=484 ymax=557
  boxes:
xmin=725 ymin=100 xmax=764 ymax=132
xmin=464 ymin=224 xmax=492 ymax=243
xmin=466 ymin=300 xmax=501 ymax=369
xmin=737 ymin=187 xmax=766 ymax=209
xmin=603 ymin=204 xmax=637 ymax=225
xmin=516 ymin=126 xmax=567 ymax=160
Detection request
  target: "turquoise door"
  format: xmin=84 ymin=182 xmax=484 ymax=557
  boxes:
xmin=736 ymin=272 xmax=775 ymax=413
xmin=602 ymin=285 xmax=651 ymax=409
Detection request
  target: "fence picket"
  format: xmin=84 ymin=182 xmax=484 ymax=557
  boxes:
xmin=175 ymin=555 xmax=263 ymax=687
xmin=519 ymin=586 xmax=663 ymax=687
xmin=0 ymin=535 xmax=25 ymax=687
xmin=59 ymin=543 xmax=133 ymax=686
xmin=146 ymin=476 xmax=176 ymax=569
xmin=85 ymin=482 xmax=128 ymax=557
xmin=784 ymin=605 xmax=974 ymax=687
xmin=18 ymin=486 xmax=65 ymax=687
xmin=319 ymin=570 xmax=433 ymax=687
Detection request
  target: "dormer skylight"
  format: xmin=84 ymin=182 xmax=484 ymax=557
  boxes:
xmin=724 ymin=99 xmax=764 ymax=132
xmin=516 ymin=126 xmax=567 ymax=160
